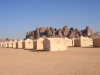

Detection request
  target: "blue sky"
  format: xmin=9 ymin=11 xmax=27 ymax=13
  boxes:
xmin=0 ymin=0 xmax=100 ymax=39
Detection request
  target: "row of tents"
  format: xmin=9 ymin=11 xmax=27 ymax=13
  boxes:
xmin=0 ymin=36 xmax=100 ymax=51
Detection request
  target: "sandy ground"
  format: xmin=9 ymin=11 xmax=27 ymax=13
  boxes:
xmin=0 ymin=47 xmax=100 ymax=75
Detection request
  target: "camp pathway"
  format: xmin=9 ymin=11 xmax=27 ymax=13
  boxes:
xmin=0 ymin=47 xmax=100 ymax=75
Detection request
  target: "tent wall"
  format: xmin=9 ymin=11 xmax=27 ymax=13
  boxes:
xmin=18 ymin=42 xmax=24 ymax=49
xmin=7 ymin=43 xmax=9 ymax=48
xmin=2 ymin=42 xmax=4 ymax=47
xmin=89 ymin=39 xmax=93 ymax=46
xmin=74 ymin=39 xmax=81 ymax=47
xmin=0 ymin=43 xmax=3 ymax=47
xmin=5 ymin=42 xmax=8 ymax=48
xmin=0 ymin=43 xmax=1 ymax=47
xmin=24 ymin=41 xmax=34 ymax=49
xmin=74 ymin=37 xmax=93 ymax=47
xmin=93 ymin=38 xmax=100 ymax=47
xmin=3 ymin=42 xmax=6 ymax=48
xmin=98 ymin=38 xmax=100 ymax=47
xmin=36 ymin=41 xmax=43 ymax=50
xmin=81 ymin=39 xmax=86 ymax=47
xmin=93 ymin=38 xmax=98 ymax=47
xmin=34 ymin=41 xmax=37 ymax=49
xmin=67 ymin=40 xmax=72 ymax=46
xmin=8 ymin=42 xmax=13 ymax=48
xmin=43 ymin=38 xmax=67 ymax=51
xmin=13 ymin=42 xmax=18 ymax=48
xmin=86 ymin=38 xmax=93 ymax=46
xmin=34 ymin=38 xmax=44 ymax=50
xmin=0 ymin=42 xmax=1 ymax=47
xmin=43 ymin=39 xmax=50 ymax=51
xmin=50 ymin=41 xmax=67 ymax=51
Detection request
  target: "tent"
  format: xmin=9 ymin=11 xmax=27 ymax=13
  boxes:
xmin=24 ymin=38 xmax=34 ymax=49
xmin=34 ymin=38 xmax=44 ymax=50
xmin=0 ymin=42 xmax=3 ymax=47
xmin=72 ymin=38 xmax=75 ymax=46
xmin=2 ymin=42 xmax=5 ymax=47
xmin=18 ymin=39 xmax=24 ymax=49
xmin=3 ymin=42 xmax=7 ymax=48
xmin=43 ymin=38 xmax=68 ymax=51
xmin=4 ymin=41 xmax=9 ymax=48
xmin=98 ymin=38 xmax=100 ymax=47
xmin=8 ymin=41 xmax=13 ymax=48
xmin=74 ymin=36 xmax=91 ymax=47
xmin=86 ymin=37 xmax=93 ymax=46
xmin=64 ymin=37 xmax=73 ymax=46
xmin=93 ymin=37 xmax=100 ymax=47
xmin=13 ymin=40 xmax=18 ymax=48
xmin=0 ymin=42 xmax=1 ymax=47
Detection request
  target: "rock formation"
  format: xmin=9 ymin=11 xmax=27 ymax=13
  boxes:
xmin=62 ymin=26 xmax=69 ymax=37
xmin=25 ymin=26 xmax=98 ymax=40
xmin=0 ymin=38 xmax=14 ymax=42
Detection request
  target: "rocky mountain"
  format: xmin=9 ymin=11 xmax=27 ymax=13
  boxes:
xmin=25 ymin=26 xmax=98 ymax=40
xmin=96 ymin=32 xmax=100 ymax=37
xmin=0 ymin=38 xmax=14 ymax=42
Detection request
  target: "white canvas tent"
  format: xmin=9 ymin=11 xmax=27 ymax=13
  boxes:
xmin=2 ymin=42 xmax=6 ymax=47
xmin=34 ymin=38 xmax=44 ymax=50
xmin=74 ymin=36 xmax=92 ymax=47
xmin=0 ymin=42 xmax=5 ymax=47
xmin=64 ymin=37 xmax=73 ymax=46
xmin=72 ymin=38 xmax=75 ymax=46
xmin=86 ymin=37 xmax=93 ymax=46
xmin=8 ymin=41 xmax=13 ymax=48
xmin=13 ymin=40 xmax=18 ymax=48
xmin=4 ymin=41 xmax=9 ymax=48
xmin=1 ymin=42 xmax=4 ymax=47
xmin=0 ymin=42 xmax=1 ymax=47
xmin=0 ymin=42 xmax=3 ymax=47
xmin=24 ymin=38 xmax=34 ymax=49
xmin=98 ymin=38 xmax=100 ymax=47
xmin=93 ymin=37 xmax=100 ymax=47
xmin=18 ymin=39 xmax=24 ymax=49
xmin=43 ymin=38 xmax=68 ymax=51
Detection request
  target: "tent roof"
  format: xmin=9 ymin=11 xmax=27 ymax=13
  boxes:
xmin=18 ymin=39 xmax=23 ymax=42
xmin=45 ymin=38 xmax=66 ymax=41
xmin=63 ymin=38 xmax=72 ymax=40
xmin=25 ymin=38 xmax=33 ymax=41
xmin=9 ymin=40 xmax=13 ymax=42
xmin=36 ymin=38 xmax=44 ymax=41
xmin=14 ymin=40 xmax=18 ymax=42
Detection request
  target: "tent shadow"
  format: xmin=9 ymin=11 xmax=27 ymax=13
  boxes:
xmin=24 ymin=49 xmax=34 ymax=50
xmin=14 ymin=48 xmax=19 ymax=49
xmin=81 ymin=47 xmax=100 ymax=48
xmin=28 ymin=49 xmax=49 ymax=52
xmin=72 ymin=46 xmax=80 ymax=48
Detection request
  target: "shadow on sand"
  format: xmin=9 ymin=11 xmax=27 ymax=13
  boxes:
xmin=26 ymin=49 xmax=49 ymax=52
xmin=81 ymin=46 xmax=100 ymax=48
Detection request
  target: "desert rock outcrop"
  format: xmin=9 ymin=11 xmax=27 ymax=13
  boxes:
xmin=25 ymin=26 xmax=98 ymax=40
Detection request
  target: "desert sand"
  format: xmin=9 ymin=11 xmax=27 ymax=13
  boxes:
xmin=0 ymin=47 xmax=100 ymax=75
